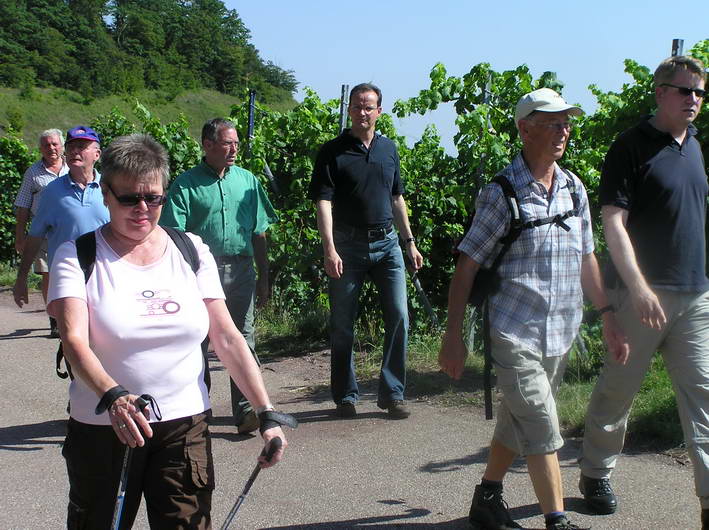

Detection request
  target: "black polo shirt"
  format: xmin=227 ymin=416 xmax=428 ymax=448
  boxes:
xmin=309 ymin=130 xmax=404 ymax=229
xmin=600 ymin=117 xmax=709 ymax=292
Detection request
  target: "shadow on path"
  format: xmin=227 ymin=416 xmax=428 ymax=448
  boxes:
xmin=0 ymin=419 xmax=66 ymax=451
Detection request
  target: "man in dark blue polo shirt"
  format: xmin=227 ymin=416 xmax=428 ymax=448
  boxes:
xmin=310 ymin=83 xmax=423 ymax=419
xmin=578 ymin=56 xmax=709 ymax=528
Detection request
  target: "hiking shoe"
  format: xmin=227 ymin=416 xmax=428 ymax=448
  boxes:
xmin=579 ymin=475 xmax=617 ymax=514
xmin=49 ymin=317 xmax=60 ymax=338
xmin=702 ymin=508 xmax=708 ymax=530
xmin=378 ymin=400 xmax=411 ymax=419
xmin=468 ymin=484 xmax=522 ymax=529
xmin=546 ymin=515 xmax=588 ymax=530
xmin=335 ymin=402 xmax=357 ymax=418
xmin=236 ymin=410 xmax=260 ymax=434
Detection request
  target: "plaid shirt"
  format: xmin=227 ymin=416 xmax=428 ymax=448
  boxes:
xmin=458 ymin=153 xmax=594 ymax=357
xmin=14 ymin=158 xmax=68 ymax=216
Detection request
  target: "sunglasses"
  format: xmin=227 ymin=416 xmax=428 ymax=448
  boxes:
xmin=661 ymin=83 xmax=706 ymax=98
xmin=105 ymin=182 xmax=166 ymax=208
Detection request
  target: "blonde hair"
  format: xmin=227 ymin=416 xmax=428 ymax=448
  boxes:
xmin=654 ymin=56 xmax=706 ymax=87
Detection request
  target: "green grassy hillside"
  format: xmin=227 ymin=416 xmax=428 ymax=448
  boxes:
xmin=0 ymin=86 xmax=294 ymax=146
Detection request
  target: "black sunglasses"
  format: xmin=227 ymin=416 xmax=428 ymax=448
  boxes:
xmin=105 ymin=182 xmax=166 ymax=208
xmin=661 ymin=83 xmax=706 ymax=98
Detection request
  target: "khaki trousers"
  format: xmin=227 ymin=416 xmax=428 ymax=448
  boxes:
xmin=580 ymin=288 xmax=709 ymax=508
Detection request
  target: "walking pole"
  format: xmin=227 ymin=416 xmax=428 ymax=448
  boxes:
xmin=111 ymin=395 xmax=151 ymax=530
xmin=220 ymin=437 xmax=283 ymax=530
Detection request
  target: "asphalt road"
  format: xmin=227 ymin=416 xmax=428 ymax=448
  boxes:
xmin=0 ymin=289 xmax=700 ymax=529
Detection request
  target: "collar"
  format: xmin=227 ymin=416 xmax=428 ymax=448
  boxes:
xmin=199 ymin=158 xmax=231 ymax=180
xmin=638 ymin=114 xmax=698 ymax=140
xmin=66 ymin=170 xmax=100 ymax=188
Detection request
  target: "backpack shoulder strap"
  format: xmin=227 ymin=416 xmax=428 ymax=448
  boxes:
xmin=75 ymin=231 xmax=96 ymax=284
xmin=561 ymin=168 xmax=580 ymax=213
xmin=491 ymin=175 xmax=523 ymax=244
xmin=163 ymin=226 xmax=200 ymax=273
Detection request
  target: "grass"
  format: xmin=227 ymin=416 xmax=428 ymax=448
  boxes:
xmin=0 ymin=86 xmax=296 ymax=147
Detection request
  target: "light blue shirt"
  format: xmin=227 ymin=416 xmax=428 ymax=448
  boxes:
xmin=29 ymin=171 xmax=110 ymax=268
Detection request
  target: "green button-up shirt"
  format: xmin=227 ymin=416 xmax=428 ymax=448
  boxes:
xmin=160 ymin=161 xmax=278 ymax=257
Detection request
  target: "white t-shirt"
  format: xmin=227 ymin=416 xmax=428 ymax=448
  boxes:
xmin=48 ymin=226 xmax=225 ymax=425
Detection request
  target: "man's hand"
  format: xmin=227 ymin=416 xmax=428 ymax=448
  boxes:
xmin=15 ymin=234 xmax=25 ymax=254
xmin=255 ymin=275 xmax=270 ymax=309
xmin=630 ymin=285 xmax=666 ymax=330
xmin=438 ymin=330 xmax=468 ymax=380
xmin=324 ymin=249 xmax=343 ymax=279
xmin=13 ymin=275 xmax=29 ymax=308
xmin=601 ymin=313 xmax=630 ymax=365
xmin=406 ymin=242 xmax=423 ymax=270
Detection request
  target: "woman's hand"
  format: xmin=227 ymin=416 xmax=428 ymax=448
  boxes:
xmin=258 ymin=427 xmax=286 ymax=468
xmin=109 ymin=394 xmax=154 ymax=447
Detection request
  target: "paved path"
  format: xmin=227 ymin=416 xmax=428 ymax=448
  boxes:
xmin=0 ymin=289 xmax=699 ymax=529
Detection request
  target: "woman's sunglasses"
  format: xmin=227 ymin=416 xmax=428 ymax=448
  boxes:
xmin=105 ymin=182 xmax=167 ymax=208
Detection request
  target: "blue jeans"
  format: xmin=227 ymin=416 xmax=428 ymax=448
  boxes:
xmin=328 ymin=227 xmax=409 ymax=406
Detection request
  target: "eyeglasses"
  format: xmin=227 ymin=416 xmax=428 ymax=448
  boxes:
xmin=661 ymin=83 xmax=706 ymax=98
xmin=105 ymin=182 xmax=166 ymax=208
xmin=219 ymin=140 xmax=240 ymax=148
xmin=349 ymin=105 xmax=379 ymax=114
xmin=532 ymin=121 xmax=574 ymax=132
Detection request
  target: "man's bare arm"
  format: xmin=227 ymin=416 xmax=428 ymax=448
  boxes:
xmin=14 ymin=207 xmax=30 ymax=254
xmin=315 ymin=199 xmax=342 ymax=279
xmin=602 ymin=205 xmax=666 ymax=329
xmin=392 ymin=194 xmax=423 ymax=269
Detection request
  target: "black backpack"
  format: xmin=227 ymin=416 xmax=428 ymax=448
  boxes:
xmin=55 ymin=226 xmax=200 ymax=379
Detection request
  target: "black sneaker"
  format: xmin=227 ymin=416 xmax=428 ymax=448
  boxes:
xmin=546 ymin=515 xmax=588 ymax=530
xmin=579 ymin=475 xmax=617 ymax=514
xmin=335 ymin=402 xmax=356 ymax=418
xmin=702 ymin=508 xmax=708 ymax=530
xmin=468 ymin=484 xmax=522 ymax=530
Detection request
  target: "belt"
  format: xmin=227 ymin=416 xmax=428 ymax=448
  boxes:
xmin=336 ymin=224 xmax=394 ymax=242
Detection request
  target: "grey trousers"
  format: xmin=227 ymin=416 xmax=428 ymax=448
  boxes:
xmin=213 ymin=255 xmax=259 ymax=425
xmin=580 ymin=288 xmax=709 ymax=508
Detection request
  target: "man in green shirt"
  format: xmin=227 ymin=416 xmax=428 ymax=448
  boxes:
xmin=161 ymin=118 xmax=278 ymax=434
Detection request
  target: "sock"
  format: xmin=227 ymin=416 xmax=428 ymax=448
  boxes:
xmin=544 ymin=511 xmax=566 ymax=525
xmin=480 ymin=478 xmax=503 ymax=491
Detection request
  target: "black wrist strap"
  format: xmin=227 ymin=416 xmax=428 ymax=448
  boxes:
xmin=257 ymin=410 xmax=299 ymax=435
xmin=598 ymin=304 xmax=615 ymax=315
xmin=95 ymin=385 xmax=129 ymax=415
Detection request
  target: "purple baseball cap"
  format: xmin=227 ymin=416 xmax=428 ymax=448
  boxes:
xmin=66 ymin=125 xmax=100 ymax=145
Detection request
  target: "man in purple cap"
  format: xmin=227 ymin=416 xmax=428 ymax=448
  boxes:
xmin=14 ymin=126 xmax=110 ymax=311
xmin=439 ymin=89 xmax=628 ymax=530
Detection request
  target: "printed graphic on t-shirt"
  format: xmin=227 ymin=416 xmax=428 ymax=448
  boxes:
xmin=137 ymin=288 xmax=181 ymax=316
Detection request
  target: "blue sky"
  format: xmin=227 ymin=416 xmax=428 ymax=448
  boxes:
xmin=227 ymin=1 xmax=707 ymax=151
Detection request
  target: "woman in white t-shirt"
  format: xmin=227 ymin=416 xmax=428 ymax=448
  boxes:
xmin=48 ymin=134 xmax=287 ymax=529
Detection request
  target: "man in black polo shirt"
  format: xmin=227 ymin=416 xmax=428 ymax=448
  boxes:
xmin=579 ymin=56 xmax=709 ymax=527
xmin=310 ymin=83 xmax=423 ymax=419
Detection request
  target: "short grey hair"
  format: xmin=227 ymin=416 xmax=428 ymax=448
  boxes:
xmin=39 ymin=128 xmax=64 ymax=145
xmin=201 ymin=118 xmax=236 ymax=144
xmin=100 ymin=134 xmax=169 ymax=188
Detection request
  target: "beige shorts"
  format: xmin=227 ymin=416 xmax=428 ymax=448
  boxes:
xmin=32 ymin=240 xmax=49 ymax=273
xmin=490 ymin=329 xmax=568 ymax=456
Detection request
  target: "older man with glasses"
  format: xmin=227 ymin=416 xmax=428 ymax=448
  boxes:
xmin=14 ymin=128 xmax=69 ymax=335
xmin=439 ymin=88 xmax=628 ymax=530
xmin=579 ymin=55 xmax=709 ymax=529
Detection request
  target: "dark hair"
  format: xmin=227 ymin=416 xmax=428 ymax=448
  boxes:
xmin=100 ymin=134 xmax=169 ymax=188
xmin=349 ymin=83 xmax=382 ymax=107
xmin=201 ymin=118 xmax=236 ymax=143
